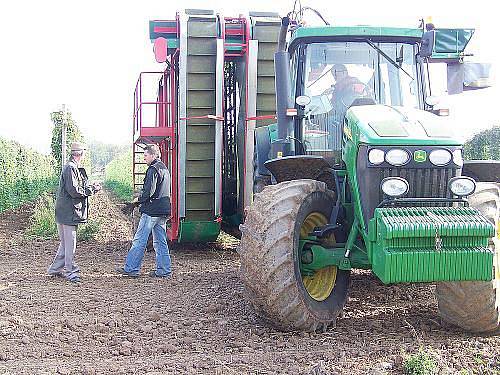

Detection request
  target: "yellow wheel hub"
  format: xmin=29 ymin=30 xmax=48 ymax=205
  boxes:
xmin=300 ymin=212 xmax=337 ymax=302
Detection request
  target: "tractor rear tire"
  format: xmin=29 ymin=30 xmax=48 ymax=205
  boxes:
xmin=238 ymin=179 xmax=350 ymax=332
xmin=435 ymin=182 xmax=500 ymax=333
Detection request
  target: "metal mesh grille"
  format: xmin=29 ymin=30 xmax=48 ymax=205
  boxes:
xmin=378 ymin=167 xmax=457 ymax=202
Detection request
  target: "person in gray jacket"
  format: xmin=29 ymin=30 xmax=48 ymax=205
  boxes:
xmin=48 ymin=142 xmax=101 ymax=283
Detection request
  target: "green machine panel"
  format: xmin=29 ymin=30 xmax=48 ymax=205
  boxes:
xmin=178 ymin=221 xmax=221 ymax=242
xmin=184 ymin=15 xmax=218 ymax=222
xmin=370 ymin=207 xmax=494 ymax=284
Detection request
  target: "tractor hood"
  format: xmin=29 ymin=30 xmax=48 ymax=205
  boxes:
xmin=345 ymin=105 xmax=463 ymax=146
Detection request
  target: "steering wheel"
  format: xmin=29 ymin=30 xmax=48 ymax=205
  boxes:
xmin=334 ymin=82 xmax=372 ymax=111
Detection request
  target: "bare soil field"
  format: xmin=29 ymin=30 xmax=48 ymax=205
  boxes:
xmin=0 ymin=191 xmax=498 ymax=374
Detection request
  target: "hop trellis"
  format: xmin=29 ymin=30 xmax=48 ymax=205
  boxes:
xmin=0 ymin=137 xmax=57 ymax=212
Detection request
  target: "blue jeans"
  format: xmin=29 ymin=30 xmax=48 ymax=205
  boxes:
xmin=124 ymin=214 xmax=171 ymax=276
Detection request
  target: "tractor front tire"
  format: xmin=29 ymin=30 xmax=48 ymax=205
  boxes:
xmin=436 ymin=182 xmax=500 ymax=333
xmin=238 ymin=179 xmax=350 ymax=332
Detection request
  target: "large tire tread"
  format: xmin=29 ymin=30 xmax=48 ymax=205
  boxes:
xmin=436 ymin=182 xmax=500 ymax=333
xmin=238 ymin=179 xmax=348 ymax=332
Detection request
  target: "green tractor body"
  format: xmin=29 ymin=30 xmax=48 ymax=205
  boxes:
xmin=302 ymin=104 xmax=494 ymax=284
xmin=240 ymin=22 xmax=499 ymax=333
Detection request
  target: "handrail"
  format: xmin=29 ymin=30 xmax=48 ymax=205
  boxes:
xmin=133 ymin=71 xmax=172 ymax=133
xmin=133 ymin=102 xmax=172 ymax=120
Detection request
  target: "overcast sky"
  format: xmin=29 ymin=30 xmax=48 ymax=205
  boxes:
xmin=0 ymin=0 xmax=498 ymax=154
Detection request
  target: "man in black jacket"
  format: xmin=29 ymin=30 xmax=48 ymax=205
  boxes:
xmin=48 ymin=142 xmax=101 ymax=283
xmin=117 ymin=144 xmax=172 ymax=278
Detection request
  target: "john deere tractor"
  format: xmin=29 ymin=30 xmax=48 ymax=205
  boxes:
xmin=238 ymin=17 xmax=499 ymax=333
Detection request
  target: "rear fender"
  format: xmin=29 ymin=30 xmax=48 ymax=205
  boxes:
xmin=264 ymin=155 xmax=335 ymax=187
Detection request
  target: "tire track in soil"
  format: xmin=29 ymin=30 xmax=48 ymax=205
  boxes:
xmin=0 ymin=190 xmax=498 ymax=374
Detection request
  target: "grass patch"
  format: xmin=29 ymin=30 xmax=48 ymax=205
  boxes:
xmin=27 ymin=193 xmax=101 ymax=241
xmin=104 ymin=150 xmax=134 ymax=202
xmin=78 ymin=220 xmax=101 ymax=241
xmin=28 ymin=193 xmax=58 ymax=239
xmin=403 ymin=347 xmax=437 ymax=375
xmin=104 ymin=180 xmax=133 ymax=202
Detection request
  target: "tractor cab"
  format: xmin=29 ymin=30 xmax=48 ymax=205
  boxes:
xmin=291 ymin=28 xmax=424 ymax=165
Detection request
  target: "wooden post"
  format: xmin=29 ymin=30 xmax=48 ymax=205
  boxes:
xmin=61 ymin=104 xmax=67 ymax=169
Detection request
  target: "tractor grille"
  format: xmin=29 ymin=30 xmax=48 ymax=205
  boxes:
xmin=377 ymin=167 xmax=457 ymax=202
xmin=356 ymin=145 xmax=461 ymax=227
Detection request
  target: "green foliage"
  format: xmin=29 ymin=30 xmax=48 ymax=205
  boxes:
xmin=28 ymin=193 xmax=57 ymax=239
xmin=27 ymin=193 xmax=101 ymax=241
xmin=78 ymin=220 xmax=101 ymax=241
xmin=463 ymin=125 xmax=500 ymax=160
xmin=50 ymin=109 xmax=90 ymax=171
xmin=403 ymin=348 xmax=437 ymax=375
xmin=105 ymin=150 xmax=134 ymax=201
xmin=87 ymin=140 xmax=129 ymax=170
xmin=0 ymin=137 xmax=57 ymax=212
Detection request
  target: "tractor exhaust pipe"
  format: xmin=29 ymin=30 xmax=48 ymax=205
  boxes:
xmin=272 ymin=16 xmax=294 ymax=158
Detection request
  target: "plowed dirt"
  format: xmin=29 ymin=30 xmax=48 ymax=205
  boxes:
xmin=0 ymin=191 xmax=498 ymax=374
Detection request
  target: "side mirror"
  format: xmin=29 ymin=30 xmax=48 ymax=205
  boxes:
xmin=295 ymin=95 xmax=311 ymax=106
xmin=464 ymin=63 xmax=492 ymax=89
xmin=420 ymin=30 xmax=435 ymax=58
xmin=443 ymin=62 xmax=491 ymax=95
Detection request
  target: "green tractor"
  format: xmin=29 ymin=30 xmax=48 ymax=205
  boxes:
xmin=238 ymin=17 xmax=499 ymax=333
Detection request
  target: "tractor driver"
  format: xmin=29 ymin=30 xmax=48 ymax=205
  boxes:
xmin=330 ymin=64 xmax=373 ymax=124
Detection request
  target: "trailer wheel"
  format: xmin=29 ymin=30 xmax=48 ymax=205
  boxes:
xmin=436 ymin=182 xmax=500 ymax=333
xmin=238 ymin=179 xmax=350 ymax=331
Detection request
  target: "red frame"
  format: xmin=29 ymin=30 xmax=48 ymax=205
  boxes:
xmin=134 ymin=15 xmax=257 ymax=240
xmin=223 ymin=17 xmax=248 ymax=58
xmin=132 ymin=53 xmax=180 ymax=241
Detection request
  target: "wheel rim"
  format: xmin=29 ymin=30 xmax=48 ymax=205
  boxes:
xmin=299 ymin=212 xmax=337 ymax=302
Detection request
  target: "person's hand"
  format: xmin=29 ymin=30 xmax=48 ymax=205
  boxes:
xmin=132 ymin=197 xmax=140 ymax=206
xmin=92 ymin=182 xmax=102 ymax=192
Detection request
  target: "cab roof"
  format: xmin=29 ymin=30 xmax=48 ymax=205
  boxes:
xmin=290 ymin=26 xmax=423 ymax=44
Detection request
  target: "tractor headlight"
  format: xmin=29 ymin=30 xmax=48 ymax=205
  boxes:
xmin=368 ymin=149 xmax=385 ymax=165
xmin=381 ymin=177 xmax=409 ymax=198
xmin=449 ymin=176 xmax=476 ymax=197
xmin=452 ymin=149 xmax=463 ymax=167
xmin=429 ymin=149 xmax=452 ymax=166
xmin=385 ymin=149 xmax=410 ymax=166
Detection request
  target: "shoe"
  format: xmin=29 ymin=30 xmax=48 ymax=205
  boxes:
xmin=48 ymin=271 xmax=64 ymax=278
xmin=148 ymin=270 xmax=171 ymax=278
xmin=68 ymin=276 xmax=81 ymax=283
xmin=115 ymin=266 xmax=139 ymax=278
